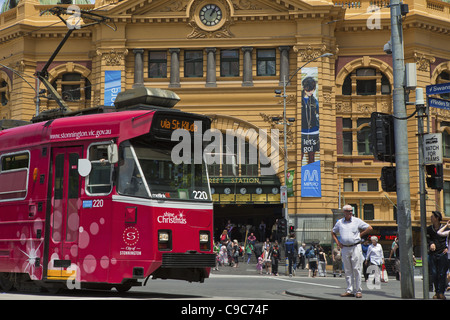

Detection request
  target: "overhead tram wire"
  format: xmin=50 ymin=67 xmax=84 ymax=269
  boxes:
xmin=0 ymin=1 xmax=119 ymax=46
xmin=0 ymin=2 xmax=390 ymax=62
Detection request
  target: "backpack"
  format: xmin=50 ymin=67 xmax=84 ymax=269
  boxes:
xmin=306 ymin=248 xmax=316 ymax=259
xmin=285 ymin=240 xmax=294 ymax=254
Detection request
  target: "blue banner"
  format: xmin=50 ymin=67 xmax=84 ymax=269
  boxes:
xmin=301 ymin=160 xmax=321 ymax=197
xmin=300 ymin=67 xmax=321 ymax=197
xmin=104 ymin=70 xmax=121 ymax=106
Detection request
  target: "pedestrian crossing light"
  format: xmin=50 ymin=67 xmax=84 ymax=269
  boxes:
xmin=370 ymin=112 xmax=395 ymax=162
xmin=278 ymin=218 xmax=287 ymax=237
xmin=425 ymin=164 xmax=444 ymax=191
xmin=381 ymin=166 xmax=396 ymax=192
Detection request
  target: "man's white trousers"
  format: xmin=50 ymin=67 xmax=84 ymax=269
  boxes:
xmin=341 ymin=245 xmax=363 ymax=294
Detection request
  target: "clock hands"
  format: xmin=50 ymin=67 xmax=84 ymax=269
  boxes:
xmin=205 ymin=8 xmax=217 ymax=21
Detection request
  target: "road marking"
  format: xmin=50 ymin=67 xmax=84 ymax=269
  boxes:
xmin=210 ymin=273 xmax=341 ymax=289
xmin=270 ymin=277 xmax=341 ymax=288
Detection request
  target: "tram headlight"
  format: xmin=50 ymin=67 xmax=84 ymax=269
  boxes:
xmin=159 ymin=232 xmax=170 ymax=242
xmin=199 ymin=233 xmax=209 ymax=243
xmin=199 ymin=231 xmax=210 ymax=251
xmin=158 ymin=230 xmax=172 ymax=251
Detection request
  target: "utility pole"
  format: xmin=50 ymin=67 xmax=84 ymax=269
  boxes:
xmin=390 ymin=0 xmax=415 ymax=298
xmin=416 ymin=87 xmax=429 ymax=299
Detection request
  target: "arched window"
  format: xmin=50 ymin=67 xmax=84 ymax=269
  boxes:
xmin=356 ymin=68 xmax=376 ymax=95
xmin=342 ymin=68 xmax=391 ymax=96
xmin=441 ymin=122 xmax=450 ymax=159
xmin=0 ymin=73 xmax=10 ymax=119
xmin=51 ymin=72 xmax=91 ymax=102
xmin=206 ymin=131 xmax=273 ymax=177
xmin=0 ymin=80 xmax=8 ymax=106
xmin=437 ymin=71 xmax=450 ymax=100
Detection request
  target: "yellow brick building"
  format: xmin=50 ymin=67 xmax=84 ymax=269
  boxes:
xmin=0 ymin=0 xmax=449 ymax=250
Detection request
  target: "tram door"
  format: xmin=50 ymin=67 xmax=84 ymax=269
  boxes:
xmin=47 ymin=147 xmax=82 ymax=279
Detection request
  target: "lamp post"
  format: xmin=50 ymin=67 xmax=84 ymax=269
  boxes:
xmin=274 ymin=52 xmax=333 ymax=231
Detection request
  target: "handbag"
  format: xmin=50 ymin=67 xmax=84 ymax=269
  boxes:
xmin=381 ymin=264 xmax=389 ymax=283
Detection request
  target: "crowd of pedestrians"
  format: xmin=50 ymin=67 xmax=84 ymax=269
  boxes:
xmin=213 ymin=222 xmax=330 ymax=278
xmin=213 ymin=218 xmax=361 ymax=279
xmin=214 ymin=233 xmax=287 ymax=276
xmin=212 ymin=207 xmax=450 ymax=300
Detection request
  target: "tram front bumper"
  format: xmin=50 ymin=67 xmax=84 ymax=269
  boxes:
xmin=151 ymin=252 xmax=216 ymax=283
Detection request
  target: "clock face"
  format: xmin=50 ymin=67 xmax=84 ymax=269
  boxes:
xmin=200 ymin=4 xmax=222 ymax=27
xmin=240 ymin=187 xmax=247 ymax=195
xmin=224 ymin=187 xmax=231 ymax=195
xmin=256 ymin=187 xmax=263 ymax=194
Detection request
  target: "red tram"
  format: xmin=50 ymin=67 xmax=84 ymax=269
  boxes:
xmin=0 ymin=87 xmax=215 ymax=292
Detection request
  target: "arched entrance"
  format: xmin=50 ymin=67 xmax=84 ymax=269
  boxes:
xmin=205 ymin=114 xmax=284 ymax=242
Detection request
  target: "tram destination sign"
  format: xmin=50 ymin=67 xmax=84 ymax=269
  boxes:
xmin=423 ymin=133 xmax=443 ymax=165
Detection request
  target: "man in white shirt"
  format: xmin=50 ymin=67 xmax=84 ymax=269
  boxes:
xmin=331 ymin=204 xmax=373 ymax=298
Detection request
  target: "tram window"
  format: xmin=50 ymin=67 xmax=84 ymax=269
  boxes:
xmin=86 ymin=144 xmax=113 ymax=195
xmin=117 ymin=143 xmax=149 ymax=197
xmin=0 ymin=152 xmax=29 ymax=200
xmin=68 ymin=153 xmax=79 ymax=198
xmin=1 ymin=152 xmax=29 ymax=171
xmin=67 ymin=153 xmax=80 ymax=242
xmin=53 ymin=154 xmax=64 ymax=242
xmin=54 ymin=154 xmax=64 ymax=200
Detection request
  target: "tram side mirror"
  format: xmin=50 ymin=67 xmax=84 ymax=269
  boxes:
xmin=231 ymin=155 xmax=238 ymax=176
xmin=108 ymin=143 xmax=118 ymax=164
xmin=232 ymin=157 xmax=239 ymax=177
xmin=78 ymin=159 xmax=92 ymax=177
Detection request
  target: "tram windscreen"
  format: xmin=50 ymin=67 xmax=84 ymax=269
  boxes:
xmin=117 ymin=140 xmax=211 ymax=202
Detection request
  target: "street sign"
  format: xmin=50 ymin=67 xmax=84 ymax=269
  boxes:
xmin=428 ymin=97 xmax=450 ymax=110
xmin=280 ymin=185 xmax=287 ymax=204
xmin=426 ymin=82 xmax=450 ymax=95
xmin=423 ymin=133 xmax=443 ymax=165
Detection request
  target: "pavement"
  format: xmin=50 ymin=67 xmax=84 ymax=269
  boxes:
xmin=211 ymin=257 xmax=450 ymax=300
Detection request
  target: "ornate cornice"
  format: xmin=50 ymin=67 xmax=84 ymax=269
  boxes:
xmin=232 ymin=0 xmax=261 ymax=10
xmin=187 ymin=20 xmax=234 ymax=38
xmin=96 ymin=49 xmax=128 ymax=66
xmin=414 ymin=52 xmax=436 ymax=72
xmin=294 ymin=44 xmax=327 ymax=62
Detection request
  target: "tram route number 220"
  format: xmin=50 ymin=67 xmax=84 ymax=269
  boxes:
xmin=82 ymin=199 xmax=104 ymax=208
xmin=192 ymin=190 xmax=208 ymax=200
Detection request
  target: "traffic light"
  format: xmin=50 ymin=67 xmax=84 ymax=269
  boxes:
xmin=370 ymin=112 xmax=395 ymax=162
xmin=425 ymin=164 xmax=444 ymax=191
xmin=381 ymin=166 xmax=396 ymax=192
xmin=289 ymin=225 xmax=294 ymax=233
xmin=278 ymin=218 xmax=287 ymax=237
